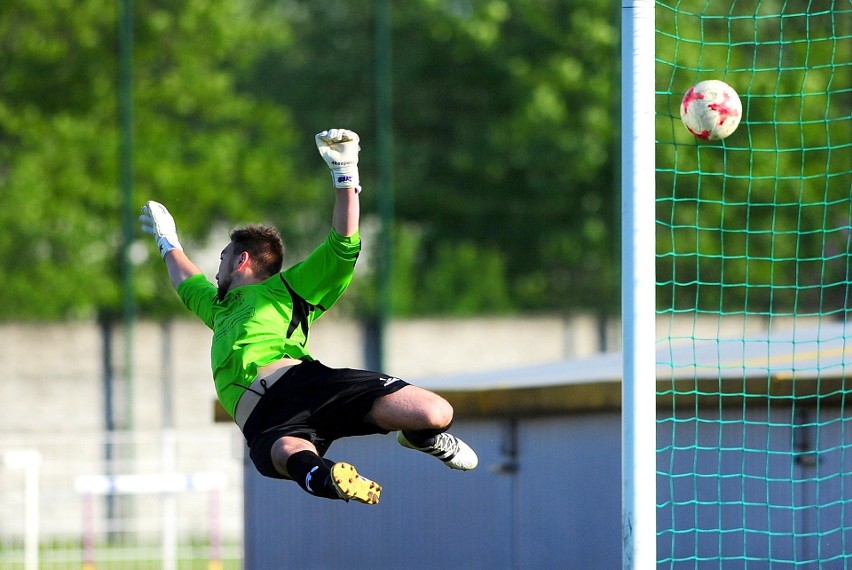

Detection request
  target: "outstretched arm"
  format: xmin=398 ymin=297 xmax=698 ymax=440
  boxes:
xmin=140 ymin=201 xmax=202 ymax=289
xmin=316 ymin=129 xmax=361 ymax=237
xmin=332 ymin=187 xmax=360 ymax=237
xmin=162 ymin=249 xmax=202 ymax=289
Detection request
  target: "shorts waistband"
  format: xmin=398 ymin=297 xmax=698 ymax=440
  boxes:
xmin=234 ymin=365 xmax=299 ymax=431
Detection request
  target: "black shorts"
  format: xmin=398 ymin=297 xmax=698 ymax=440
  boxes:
xmin=241 ymin=360 xmax=409 ymax=479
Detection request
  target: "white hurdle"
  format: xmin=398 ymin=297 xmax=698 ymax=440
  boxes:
xmin=75 ymin=471 xmax=227 ymax=570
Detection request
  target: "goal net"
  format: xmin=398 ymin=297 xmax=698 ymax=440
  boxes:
xmin=655 ymin=1 xmax=852 ymax=566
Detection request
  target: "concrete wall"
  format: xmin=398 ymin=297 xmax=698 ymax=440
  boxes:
xmin=0 ymin=312 xmax=802 ymax=435
xmin=0 ymin=314 xmax=610 ymax=543
xmin=0 ymin=314 xmax=613 ymax=435
xmin=0 ymin=312 xmax=793 ymax=547
xmin=1 ymin=312 xmax=794 ymax=434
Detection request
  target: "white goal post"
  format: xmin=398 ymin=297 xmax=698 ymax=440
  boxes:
xmin=621 ymin=1 xmax=657 ymax=569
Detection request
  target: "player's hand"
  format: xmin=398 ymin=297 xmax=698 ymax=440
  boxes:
xmin=140 ymin=200 xmax=183 ymax=258
xmin=315 ymin=128 xmax=361 ymax=191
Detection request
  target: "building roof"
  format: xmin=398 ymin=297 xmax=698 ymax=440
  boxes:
xmin=415 ymin=320 xmax=852 ymax=416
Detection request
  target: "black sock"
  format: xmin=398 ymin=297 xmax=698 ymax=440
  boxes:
xmin=402 ymin=425 xmax=450 ymax=448
xmin=285 ymin=451 xmax=340 ymax=500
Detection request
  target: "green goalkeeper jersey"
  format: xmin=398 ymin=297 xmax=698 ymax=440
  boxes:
xmin=177 ymin=229 xmax=361 ymax=419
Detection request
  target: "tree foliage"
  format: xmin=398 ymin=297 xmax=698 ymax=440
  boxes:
xmin=655 ymin=2 xmax=852 ymax=316
xmin=0 ymin=0 xmax=622 ymax=321
xmin=4 ymin=1 xmax=842 ymax=321
xmin=0 ymin=0 xmax=321 ymax=319
xmin=208 ymin=0 xmax=622 ymax=316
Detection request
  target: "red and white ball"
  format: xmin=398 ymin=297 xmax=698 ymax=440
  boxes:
xmin=680 ymin=80 xmax=742 ymax=140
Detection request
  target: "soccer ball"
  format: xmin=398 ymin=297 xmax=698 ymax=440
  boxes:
xmin=680 ymin=80 xmax=742 ymax=140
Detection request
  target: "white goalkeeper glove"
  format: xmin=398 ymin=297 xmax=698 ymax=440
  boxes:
xmin=315 ymin=128 xmax=361 ymax=192
xmin=139 ymin=200 xmax=183 ymax=258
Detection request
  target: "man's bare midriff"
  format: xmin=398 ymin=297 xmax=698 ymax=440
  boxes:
xmin=257 ymin=356 xmax=303 ymax=380
xmin=234 ymin=357 xmax=304 ymax=430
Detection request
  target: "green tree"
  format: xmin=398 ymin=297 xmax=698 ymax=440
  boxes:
xmin=1 ymin=0 xmax=625 ymax=321
xmin=6 ymin=1 xmax=844 ymax=322
xmin=247 ymin=0 xmax=621 ymax=316
xmin=0 ymin=0 xmax=322 ymax=319
xmin=655 ymin=2 xmax=852 ymax=315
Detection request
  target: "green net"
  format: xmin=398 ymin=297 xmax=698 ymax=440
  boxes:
xmin=655 ymin=1 xmax=852 ymax=566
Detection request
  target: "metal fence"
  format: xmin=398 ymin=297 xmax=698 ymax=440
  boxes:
xmin=0 ymin=428 xmax=243 ymax=570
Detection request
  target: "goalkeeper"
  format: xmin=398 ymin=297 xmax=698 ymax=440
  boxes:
xmin=140 ymin=129 xmax=477 ymax=505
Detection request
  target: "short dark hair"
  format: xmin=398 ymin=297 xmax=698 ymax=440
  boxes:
xmin=229 ymin=224 xmax=285 ymax=277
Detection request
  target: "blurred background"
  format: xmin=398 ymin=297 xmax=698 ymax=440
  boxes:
xmin=0 ymin=1 xmax=622 ymax=568
xmin=2 ymin=0 xmax=847 ymax=568
xmin=0 ymin=0 xmax=621 ymax=325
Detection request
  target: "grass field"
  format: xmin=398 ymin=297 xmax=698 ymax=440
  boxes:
xmin=0 ymin=542 xmax=242 ymax=569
